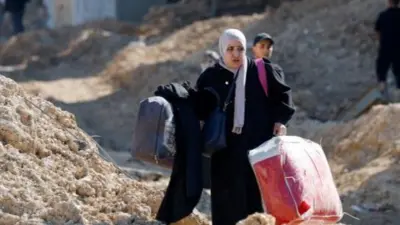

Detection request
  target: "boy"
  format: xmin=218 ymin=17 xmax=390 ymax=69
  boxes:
xmin=252 ymin=32 xmax=286 ymax=81
xmin=375 ymin=0 xmax=400 ymax=100
xmin=252 ymin=32 xmax=274 ymax=59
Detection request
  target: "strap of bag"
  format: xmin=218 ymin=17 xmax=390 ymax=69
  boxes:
xmin=255 ymin=58 xmax=268 ymax=96
xmin=223 ymin=65 xmax=241 ymax=111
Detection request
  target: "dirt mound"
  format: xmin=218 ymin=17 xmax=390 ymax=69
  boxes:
xmin=175 ymin=0 xmax=384 ymax=121
xmin=132 ymin=0 xmax=386 ymax=122
xmin=138 ymin=2 xmax=209 ymax=39
xmin=0 ymin=75 xmax=209 ymax=225
xmin=81 ymin=19 xmax=139 ymax=36
xmin=102 ymin=14 xmax=262 ymax=89
xmin=287 ymin=104 xmax=400 ymax=224
xmin=291 ymin=104 xmax=400 ymax=164
xmin=236 ymin=213 xmax=276 ymax=225
xmin=241 ymin=0 xmax=385 ymax=120
xmin=0 ymin=20 xmax=137 ymax=69
xmin=137 ymin=0 xmax=272 ymax=40
xmin=314 ymin=104 xmax=400 ymax=195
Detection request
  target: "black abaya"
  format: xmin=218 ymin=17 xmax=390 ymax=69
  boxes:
xmin=195 ymin=57 xmax=295 ymax=225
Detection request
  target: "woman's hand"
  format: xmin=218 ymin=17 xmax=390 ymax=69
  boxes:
xmin=273 ymin=123 xmax=287 ymax=136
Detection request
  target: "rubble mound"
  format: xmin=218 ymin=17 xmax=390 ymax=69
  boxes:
xmin=81 ymin=19 xmax=139 ymax=36
xmin=179 ymin=0 xmax=384 ymax=121
xmin=0 ymin=21 xmax=136 ymax=68
xmin=236 ymin=213 xmax=276 ymax=225
xmin=243 ymin=0 xmax=385 ymax=120
xmin=102 ymin=14 xmax=263 ymax=89
xmin=0 ymin=76 xmax=208 ymax=225
xmin=137 ymin=0 xmax=274 ymax=40
xmin=292 ymin=104 xmax=400 ymax=165
xmin=138 ymin=2 xmax=209 ymax=39
xmin=289 ymin=104 xmax=400 ymax=224
xmin=315 ymin=104 xmax=400 ymax=195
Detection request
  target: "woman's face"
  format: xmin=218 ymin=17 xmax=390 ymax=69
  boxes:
xmin=223 ymin=40 xmax=244 ymax=69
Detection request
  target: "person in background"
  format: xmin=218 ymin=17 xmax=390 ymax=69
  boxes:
xmin=264 ymin=0 xmax=281 ymax=17
xmin=34 ymin=0 xmax=48 ymax=29
xmin=252 ymin=32 xmax=274 ymax=59
xmin=195 ymin=28 xmax=295 ymax=225
xmin=374 ymin=0 xmax=400 ymax=101
xmin=252 ymin=32 xmax=286 ymax=81
xmin=4 ymin=0 xmax=30 ymax=35
xmin=0 ymin=0 xmax=5 ymax=37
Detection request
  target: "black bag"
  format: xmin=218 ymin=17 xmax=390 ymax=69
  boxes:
xmin=131 ymin=96 xmax=176 ymax=168
xmin=202 ymin=67 xmax=240 ymax=157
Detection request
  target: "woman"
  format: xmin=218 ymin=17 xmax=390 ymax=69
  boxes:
xmin=196 ymin=29 xmax=295 ymax=224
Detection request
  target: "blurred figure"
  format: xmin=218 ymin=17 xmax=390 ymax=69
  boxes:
xmin=200 ymin=49 xmax=220 ymax=72
xmin=264 ymin=0 xmax=281 ymax=17
xmin=4 ymin=0 xmax=30 ymax=35
xmin=0 ymin=0 xmax=5 ymax=37
xmin=252 ymin=32 xmax=274 ymax=59
xmin=34 ymin=0 xmax=48 ymax=29
xmin=374 ymin=0 xmax=400 ymax=100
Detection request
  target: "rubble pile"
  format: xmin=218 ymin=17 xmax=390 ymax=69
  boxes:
xmin=236 ymin=213 xmax=276 ymax=225
xmin=101 ymin=14 xmax=263 ymax=89
xmin=0 ymin=25 xmax=136 ymax=68
xmin=0 ymin=76 xmax=209 ymax=225
xmin=243 ymin=0 xmax=385 ymax=120
xmin=137 ymin=2 xmax=210 ymax=39
xmin=119 ymin=0 xmax=385 ymax=121
xmin=288 ymin=104 xmax=400 ymax=224
xmin=137 ymin=0 xmax=274 ymax=40
xmin=180 ymin=0 xmax=384 ymax=121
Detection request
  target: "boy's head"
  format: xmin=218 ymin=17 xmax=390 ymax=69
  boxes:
xmin=252 ymin=33 xmax=274 ymax=59
xmin=388 ymin=0 xmax=400 ymax=7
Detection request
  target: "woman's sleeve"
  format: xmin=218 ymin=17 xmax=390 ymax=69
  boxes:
xmin=193 ymin=69 xmax=218 ymax=120
xmin=267 ymin=64 xmax=296 ymax=125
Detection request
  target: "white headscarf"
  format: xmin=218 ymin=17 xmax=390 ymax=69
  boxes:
xmin=218 ymin=29 xmax=248 ymax=134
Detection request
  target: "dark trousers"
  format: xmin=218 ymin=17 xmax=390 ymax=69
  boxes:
xmin=202 ymin=156 xmax=211 ymax=189
xmin=376 ymin=50 xmax=400 ymax=88
xmin=11 ymin=10 xmax=24 ymax=35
